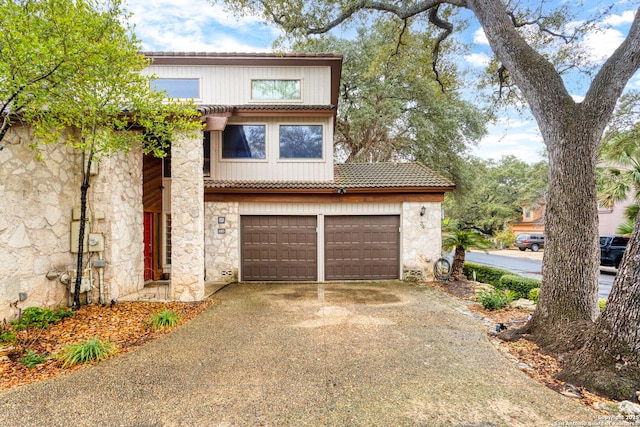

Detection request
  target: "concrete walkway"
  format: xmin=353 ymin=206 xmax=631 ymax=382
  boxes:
xmin=0 ymin=282 xmax=599 ymax=426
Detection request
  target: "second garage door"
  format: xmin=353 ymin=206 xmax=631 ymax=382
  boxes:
xmin=325 ymin=215 xmax=400 ymax=280
xmin=241 ymin=215 xmax=317 ymax=281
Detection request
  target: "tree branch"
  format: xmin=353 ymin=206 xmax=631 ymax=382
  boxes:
xmin=428 ymin=5 xmax=453 ymax=92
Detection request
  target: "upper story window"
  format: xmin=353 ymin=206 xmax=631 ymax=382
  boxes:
xmin=222 ymin=125 xmax=266 ymax=159
xmin=279 ymin=125 xmax=322 ymax=159
xmin=151 ymin=78 xmax=200 ymax=99
xmin=251 ymin=79 xmax=301 ymax=101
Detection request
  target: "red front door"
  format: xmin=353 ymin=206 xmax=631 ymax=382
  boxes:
xmin=144 ymin=212 xmax=154 ymax=281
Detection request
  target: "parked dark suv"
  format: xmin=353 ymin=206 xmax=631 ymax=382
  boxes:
xmin=514 ymin=233 xmax=545 ymax=252
xmin=600 ymin=235 xmax=629 ymax=268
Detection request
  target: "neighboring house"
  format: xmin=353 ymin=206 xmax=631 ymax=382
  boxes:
xmin=598 ymin=200 xmax=634 ymax=236
xmin=0 ymin=52 xmax=454 ymax=320
xmin=511 ymin=202 xmax=545 ymax=237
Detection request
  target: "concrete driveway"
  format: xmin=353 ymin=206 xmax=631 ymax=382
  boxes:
xmin=0 ymin=282 xmax=598 ymax=426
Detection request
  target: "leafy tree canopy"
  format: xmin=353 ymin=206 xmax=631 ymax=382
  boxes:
xmin=444 ymin=155 xmax=548 ymax=236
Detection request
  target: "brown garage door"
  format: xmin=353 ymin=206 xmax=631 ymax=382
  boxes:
xmin=241 ymin=216 xmax=317 ymax=281
xmin=325 ymin=215 xmax=400 ymax=280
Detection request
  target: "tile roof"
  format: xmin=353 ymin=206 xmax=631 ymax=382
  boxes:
xmin=204 ymin=162 xmax=455 ymax=191
xmin=144 ymin=52 xmax=343 ymax=59
xmin=198 ymin=105 xmax=336 ymax=115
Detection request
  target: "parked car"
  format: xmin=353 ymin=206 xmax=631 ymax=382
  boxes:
xmin=600 ymin=235 xmax=630 ymax=268
xmin=514 ymin=233 xmax=545 ymax=252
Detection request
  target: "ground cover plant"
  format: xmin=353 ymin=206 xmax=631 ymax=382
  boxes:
xmin=0 ymin=300 xmax=215 ymax=390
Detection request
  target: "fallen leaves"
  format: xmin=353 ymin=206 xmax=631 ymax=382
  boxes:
xmin=0 ymin=299 xmax=216 ymax=391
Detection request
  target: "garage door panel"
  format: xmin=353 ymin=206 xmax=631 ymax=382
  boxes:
xmin=241 ymin=216 xmax=317 ymax=281
xmin=325 ymin=215 xmax=399 ymax=280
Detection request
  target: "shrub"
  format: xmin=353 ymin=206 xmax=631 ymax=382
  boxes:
xmin=529 ymin=288 xmax=540 ymax=303
xmin=477 ymin=289 xmax=516 ymax=311
xmin=57 ymin=337 xmax=117 ymax=367
xmin=463 ymin=263 xmax=511 ymax=287
xmin=146 ymin=309 xmax=181 ymax=329
xmin=0 ymin=329 xmax=16 ymax=344
xmin=599 ymin=298 xmax=607 ymax=311
xmin=19 ymin=349 xmax=48 ymax=368
xmin=12 ymin=306 xmax=74 ymax=330
xmin=499 ymin=275 xmax=542 ymax=299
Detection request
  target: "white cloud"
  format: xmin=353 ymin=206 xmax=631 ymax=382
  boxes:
xmin=473 ymin=28 xmax=489 ymax=45
xmin=125 ymin=0 xmax=279 ymax=52
xmin=465 ymin=52 xmax=491 ymax=67
xmin=604 ymin=10 xmax=636 ymax=26
xmin=583 ymin=27 xmax=626 ymax=61
xmin=471 ymin=119 xmax=545 ymax=163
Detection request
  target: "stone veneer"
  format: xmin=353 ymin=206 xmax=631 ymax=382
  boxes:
xmin=401 ymin=202 xmax=442 ymax=280
xmin=90 ymin=149 xmax=144 ymax=301
xmin=0 ymin=127 xmax=80 ymax=320
xmin=0 ymin=125 xmax=152 ymax=320
xmin=169 ymin=132 xmax=204 ymax=301
xmin=204 ymin=202 xmax=239 ymax=282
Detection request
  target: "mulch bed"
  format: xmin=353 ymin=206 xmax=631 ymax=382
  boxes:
xmin=0 ymin=299 xmax=216 ymax=391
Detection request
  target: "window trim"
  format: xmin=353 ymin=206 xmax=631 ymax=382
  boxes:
xmin=151 ymin=77 xmax=201 ymax=100
xmin=250 ymin=79 xmax=303 ymax=103
xmin=219 ymin=123 xmax=268 ymax=162
xmin=277 ymin=123 xmax=324 ymax=162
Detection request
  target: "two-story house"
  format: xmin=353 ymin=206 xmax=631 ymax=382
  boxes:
xmin=0 ymin=52 xmax=454 ymax=320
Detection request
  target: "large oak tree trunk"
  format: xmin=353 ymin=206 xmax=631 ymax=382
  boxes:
xmin=559 ymin=211 xmax=640 ymax=400
xmin=467 ymin=0 xmax=640 ymax=349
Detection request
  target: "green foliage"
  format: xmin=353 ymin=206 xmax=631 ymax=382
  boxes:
xmin=294 ymin=24 xmax=487 ymax=188
xmin=529 ymin=288 xmax=541 ymax=304
xmin=0 ymin=329 xmax=16 ymax=344
xmin=12 ymin=307 xmax=73 ymax=330
xmin=599 ymin=298 xmax=607 ymax=312
xmin=463 ymin=263 xmax=511 ymax=287
xmin=494 ymin=227 xmax=516 ymax=248
xmin=477 ymin=289 xmax=516 ymax=311
xmin=442 ymin=226 xmax=492 ymax=252
xmin=444 ymin=156 xmax=548 ymax=235
xmin=57 ymin=337 xmax=117 ymax=367
xmin=19 ymin=349 xmax=48 ymax=369
xmin=498 ymin=275 xmax=542 ymax=299
xmin=146 ymin=309 xmax=181 ymax=329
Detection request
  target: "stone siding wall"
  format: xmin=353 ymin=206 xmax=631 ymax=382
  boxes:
xmin=0 ymin=127 xmax=80 ymax=320
xmin=170 ymin=133 xmax=204 ymax=301
xmin=401 ymin=202 xmax=442 ymax=280
xmin=204 ymin=202 xmax=239 ymax=282
xmin=90 ymin=149 xmax=144 ymax=301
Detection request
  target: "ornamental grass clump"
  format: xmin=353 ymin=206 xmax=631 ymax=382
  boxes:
xmin=57 ymin=337 xmax=117 ymax=367
xmin=19 ymin=349 xmax=48 ymax=368
xmin=146 ymin=309 xmax=180 ymax=329
xmin=477 ymin=289 xmax=517 ymax=311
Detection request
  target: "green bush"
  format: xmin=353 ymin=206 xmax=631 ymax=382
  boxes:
xmin=0 ymin=329 xmax=16 ymax=344
xmin=529 ymin=288 xmax=540 ymax=303
xmin=146 ymin=309 xmax=181 ymax=329
xmin=463 ymin=263 xmax=511 ymax=287
xmin=499 ymin=275 xmax=542 ymax=299
xmin=599 ymin=298 xmax=607 ymax=311
xmin=12 ymin=306 xmax=74 ymax=330
xmin=19 ymin=349 xmax=48 ymax=368
xmin=57 ymin=337 xmax=117 ymax=367
xmin=477 ymin=289 xmax=516 ymax=311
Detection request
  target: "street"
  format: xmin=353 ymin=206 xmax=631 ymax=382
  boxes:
xmin=466 ymin=250 xmax=615 ymax=298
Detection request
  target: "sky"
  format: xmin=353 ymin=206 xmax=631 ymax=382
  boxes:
xmin=124 ymin=0 xmax=639 ymax=164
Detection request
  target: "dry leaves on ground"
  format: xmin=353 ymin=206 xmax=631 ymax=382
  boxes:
xmin=0 ymin=299 xmax=216 ymax=391
xmin=433 ymin=280 xmax=617 ymax=412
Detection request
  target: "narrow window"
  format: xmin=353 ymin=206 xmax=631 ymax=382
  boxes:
xmin=165 ymin=214 xmax=172 ymax=265
xmin=151 ymin=78 xmax=200 ymax=99
xmin=203 ymin=132 xmax=211 ymax=176
xmin=251 ymin=80 xmax=301 ymax=100
xmin=222 ymin=125 xmax=266 ymax=159
xmin=279 ymin=125 xmax=322 ymax=159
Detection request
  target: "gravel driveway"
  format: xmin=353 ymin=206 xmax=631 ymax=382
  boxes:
xmin=0 ymin=282 xmax=597 ymax=426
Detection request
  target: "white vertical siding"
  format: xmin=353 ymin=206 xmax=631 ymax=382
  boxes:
xmin=210 ymin=116 xmax=334 ymax=182
xmin=239 ymin=203 xmax=402 ymax=216
xmin=142 ymin=65 xmax=332 ymax=105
